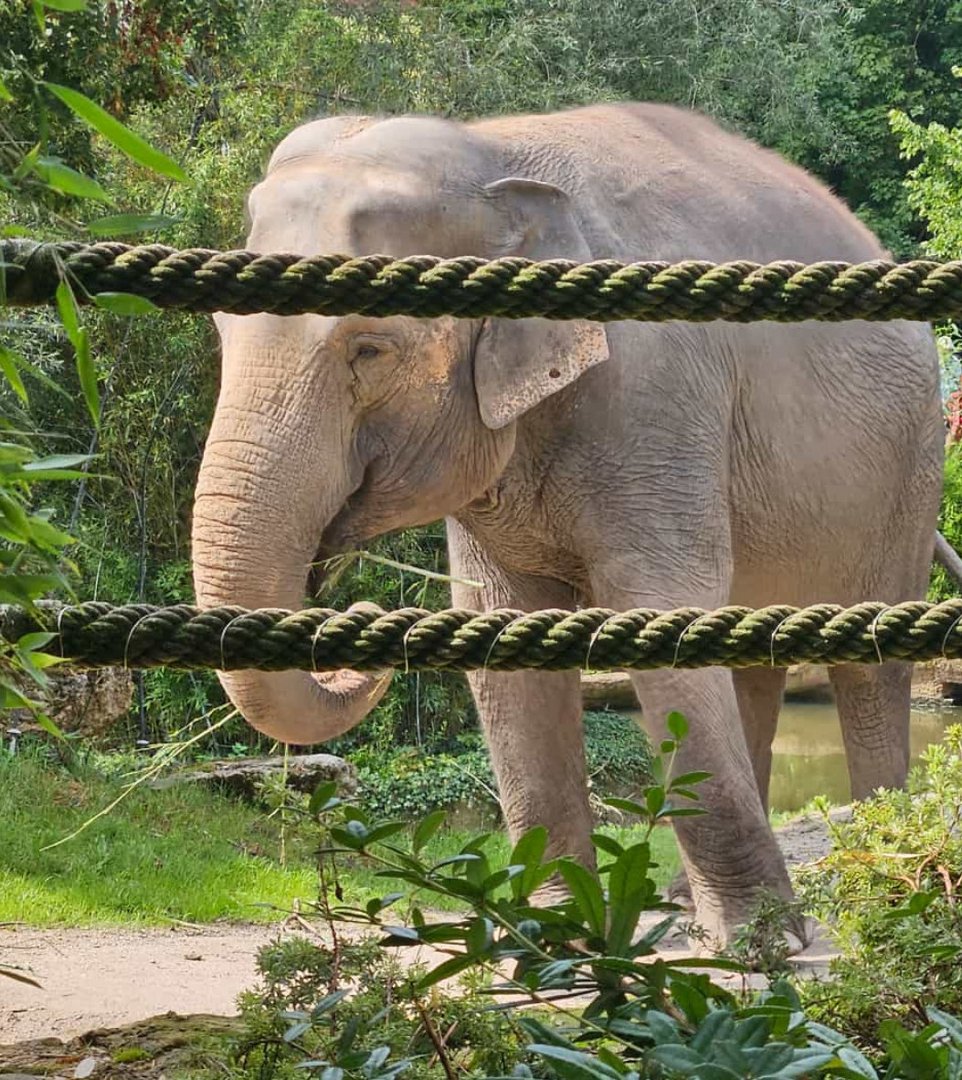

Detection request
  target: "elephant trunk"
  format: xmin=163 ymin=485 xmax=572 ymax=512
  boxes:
xmin=191 ymin=392 xmax=389 ymax=746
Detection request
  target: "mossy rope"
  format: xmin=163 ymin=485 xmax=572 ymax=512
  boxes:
xmin=4 ymin=239 xmax=962 ymax=322
xmin=2 ymin=600 xmax=962 ymax=672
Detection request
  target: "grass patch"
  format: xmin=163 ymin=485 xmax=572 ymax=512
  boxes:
xmin=0 ymin=754 xmax=680 ymax=928
xmin=0 ymin=754 xmax=320 ymax=926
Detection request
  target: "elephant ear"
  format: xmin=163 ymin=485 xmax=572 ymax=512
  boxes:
xmin=474 ymin=177 xmax=610 ymax=430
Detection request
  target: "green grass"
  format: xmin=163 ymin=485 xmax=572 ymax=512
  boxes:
xmin=0 ymin=754 xmax=680 ymax=928
xmin=0 ymin=754 xmax=320 ymax=926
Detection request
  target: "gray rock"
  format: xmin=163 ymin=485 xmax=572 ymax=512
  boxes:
xmin=150 ymin=753 xmax=356 ymax=798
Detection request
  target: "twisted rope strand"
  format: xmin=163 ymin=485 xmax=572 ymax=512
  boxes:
xmin=3 ymin=601 xmax=962 ymax=672
xmin=4 ymin=240 xmax=962 ymax=322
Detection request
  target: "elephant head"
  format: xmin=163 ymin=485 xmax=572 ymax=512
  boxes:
xmin=191 ymin=116 xmax=609 ymax=745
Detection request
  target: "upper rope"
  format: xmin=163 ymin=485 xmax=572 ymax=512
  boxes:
xmin=4 ymin=239 xmax=962 ymax=323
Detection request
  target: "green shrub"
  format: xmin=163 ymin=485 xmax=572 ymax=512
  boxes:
xmin=797 ymin=725 xmax=962 ymax=1047
xmin=234 ymin=935 xmax=526 ymax=1080
xmin=933 ymin=446 xmax=962 ymax=601
xmin=351 ymin=711 xmax=653 ymax=818
xmin=219 ymin=718 xmax=962 ymax=1080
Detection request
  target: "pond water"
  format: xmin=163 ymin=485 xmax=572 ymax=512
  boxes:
xmin=626 ymin=701 xmax=957 ymax=814
xmin=768 ymin=700 xmax=955 ymax=813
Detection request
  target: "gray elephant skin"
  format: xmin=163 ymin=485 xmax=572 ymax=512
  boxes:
xmin=191 ymin=103 xmax=942 ymax=946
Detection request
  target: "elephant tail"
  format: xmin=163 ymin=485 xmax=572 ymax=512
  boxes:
xmin=934 ymin=530 xmax=962 ymax=589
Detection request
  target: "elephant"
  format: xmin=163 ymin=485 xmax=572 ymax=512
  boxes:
xmin=191 ymin=103 xmax=943 ymax=947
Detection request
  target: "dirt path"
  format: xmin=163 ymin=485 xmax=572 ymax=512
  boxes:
xmin=0 ymin=810 xmax=845 ymax=1046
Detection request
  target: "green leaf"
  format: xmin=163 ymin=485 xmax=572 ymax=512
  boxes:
xmin=412 ymin=809 xmax=446 ymax=853
xmin=509 ymin=825 xmax=550 ymax=899
xmin=465 ymin=916 xmax=494 ymax=955
xmin=309 ymin=780 xmax=338 ymax=816
xmin=44 ymin=83 xmax=187 ymax=181
xmin=87 ymin=213 xmax=180 ymax=237
xmin=671 ymin=771 xmax=712 ymax=787
xmin=0 ymin=679 xmax=38 ymax=710
xmin=928 ymin=1007 xmax=962 ymax=1049
xmin=429 ymin=853 xmax=481 ymax=872
xmin=0 ymin=491 xmax=31 ymax=540
xmin=0 ymin=352 xmax=68 ymax=398
xmin=607 ymin=842 xmax=652 ymax=955
xmin=27 ymin=653 xmax=67 ymax=671
xmin=55 ymin=281 xmax=81 ymax=344
xmin=13 ymin=144 xmax=40 ymax=183
xmin=882 ymin=890 xmax=939 ymax=920
xmin=528 ymin=1045 xmax=623 ymax=1080
xmin=0 ymin=78 xmax=12 ymax=104
xmin=17 ymin=632 xmax=55 ymax=652
xmin=33 ymin=711 xmax=65 ymax=739
xmin=0 ymin=347 xmax=28 ymax=404
xmin=833 ymin=1044 xmax=880 ymax=1078
xmin=93 ymin=292 xmax=159 ymax=316
xmin=603 ymin=797 xmax=648 ymax=817
xmin=34 ymin=157 xmax=112 ymax=204
xmin=666 ymin=711 xmax=689 ymax=740
xmin=591 ymin=832 xmax=625 ymax=858
xmin=41 ymin=0 xmax=88 ymax=9
xmin=417 ymin=953 xmax=475 ymax=989
xmin=363 ymin=821 xmax=407 ymax=845
xmin=558 ymin=860 xmax=606 ymax=937
xmin=75 ymin=329 xmax=99 ymax=426
xmin=311 ymin=989 xmax=349 ymax=1017
xmin=23 ymin=453 xmax=94 ymax=472
xmin=284 ymin=1019 xmax=311 ymax=1042
xmin=0 ymin=573 xmax=62 ymax=604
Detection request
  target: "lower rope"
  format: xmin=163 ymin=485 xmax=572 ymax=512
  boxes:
xmin=2 ymin=600 xmax=962 ymax=672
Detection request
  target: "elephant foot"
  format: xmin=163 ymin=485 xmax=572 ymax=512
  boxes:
xmin=685 ymin=888 xmax=813 ymax=960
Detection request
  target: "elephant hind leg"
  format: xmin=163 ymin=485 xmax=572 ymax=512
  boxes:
xmin=733 ymin=667 xmax=788 ymax=814
xmin=830 ymin=661 xmax=912 ymax=801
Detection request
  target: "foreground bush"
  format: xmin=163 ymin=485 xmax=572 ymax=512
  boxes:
xmin=220 ymin=719 xmax=962 ymax=1080
xmin=798 ymin=726 xmax=962 ymax=1051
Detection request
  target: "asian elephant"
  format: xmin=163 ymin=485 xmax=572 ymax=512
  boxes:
xmin=191 ymin=103 xmax=943 ymax=947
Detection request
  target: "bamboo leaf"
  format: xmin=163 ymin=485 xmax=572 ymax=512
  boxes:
xmin=75 ymin=328 xmax=99 ymax=426
xmin=44 ymin=83 xmax=187 ymax=181
xmin=93 ymin=292 xmax=159 ymax=316
xmin=0 ymin=347 xmax=28 ymax=404
xmin=34 ymin=157 xmax=112 ymax=203
xmin=87 ymin=213 xmax=180 ymax=237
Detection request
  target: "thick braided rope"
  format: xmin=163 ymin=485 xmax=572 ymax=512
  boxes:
xmin=3 ymin=240 xmax=962 ymax=322
xmin=3 ymin=601 xmax=962 ymax=672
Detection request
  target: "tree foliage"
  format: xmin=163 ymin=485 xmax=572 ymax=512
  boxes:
xmin=2 ymin=0 xmax=961 ymax=745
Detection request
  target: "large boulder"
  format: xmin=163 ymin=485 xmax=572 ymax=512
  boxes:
xmin=6 ymin=667 xmax=134 ymax=739
xmin=150 ymin=753 xmax=356 ymax=799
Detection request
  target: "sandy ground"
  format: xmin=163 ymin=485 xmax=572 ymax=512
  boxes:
xmin=0 ymin=810 xmax=846 ymax=1046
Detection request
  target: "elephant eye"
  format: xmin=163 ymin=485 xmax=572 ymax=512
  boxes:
xmin=352 ymin=338 xmax=390 ymax=362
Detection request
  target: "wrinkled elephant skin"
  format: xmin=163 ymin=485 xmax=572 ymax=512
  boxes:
xmin=191 ymin=104 xmax=943 ymax=947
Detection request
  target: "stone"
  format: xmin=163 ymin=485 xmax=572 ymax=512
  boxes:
xmin=5 ymin=667 xmax=133 ymax=741
xmin=149 ymin=753 xmax=356 ymax=799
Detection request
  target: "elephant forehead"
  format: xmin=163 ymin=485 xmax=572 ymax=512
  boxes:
xmin=248 ymin=165 xmax=486 ymax=258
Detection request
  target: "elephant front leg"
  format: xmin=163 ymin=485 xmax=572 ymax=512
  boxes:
xmin=447 ymin=521 xmax=595 ymax=868
xmin=632 ymin=666 xmax=800 ymax=949
xmin=468 ymin=666 xmax=594 ymax=867
xmin=590 ymin=554 xmax=800 ymax=948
